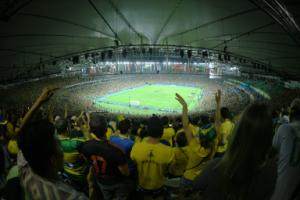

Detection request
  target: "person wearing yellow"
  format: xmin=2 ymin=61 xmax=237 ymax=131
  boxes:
xmin=175 ymin=122 xmax=199 ymax=144
xmin=169 ymin=131 xmax=189 ymax=177
xmin=105 ymin=126 xmax=115 ymax=140
xmin=131 ymin=116 xmax=175 ymax=199
xmin=134 ymin=125 xmax=148 ymax=143
xmin=161 ymin=116 xmax=175 ymax=146
xmin=175 ymin=93 xmax=218 ymax=189
xmin=216 ymin=107 xmax=234 ymax=156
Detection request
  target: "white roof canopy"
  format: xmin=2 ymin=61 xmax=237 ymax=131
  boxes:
xmin=0 ymin=0 xmax=299 ymax=80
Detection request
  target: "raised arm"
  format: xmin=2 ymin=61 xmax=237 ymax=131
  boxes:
xmin=215 ymin=90 xmax=222 ymax=141
xmin=175 ymin=93 xmax=193 ymax=143
xmin=79 ymin=112 xmax=92 ymax=140
xmin=19 ymin=86 xmax=58 ymax=132
xmin=64 ymin=104 xmax=68 ymax=119
xmin=47 ymin=104 xmax=55 ymax=124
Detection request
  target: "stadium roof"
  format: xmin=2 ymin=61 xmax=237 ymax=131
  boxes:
xmin=0 ymin=0 xmax=300 ymax=80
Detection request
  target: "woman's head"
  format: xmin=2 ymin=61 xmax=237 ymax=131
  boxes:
xmin=225 ymin=102 xmax=273 ymax=169
xmin=221 ymin=102 xmax=273 ymax=198
xmin=18 ymin=119 xmax=64 ymax=179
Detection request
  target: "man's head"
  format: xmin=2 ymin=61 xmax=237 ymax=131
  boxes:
xmin=200 ymin=115 xmax=210 ymax=126
xmin=176 ymin=131 xmax=188 ymax=147
xmin=147 ymin=116 xmax=163 ymax=138
xmin=161 ymin=116 xmax=169 ymax=127
xmin=18 ymin=119 xmax=63 ymax=179
xmin=221 ymin=107 xmax=231 ymax=120
xmin=89 ymin=114 xmax=107 ymax=139
xmin=54 ymin=118 xmax=68 ymax=135
xmin=118 ymin=119 xmax=131 ymax=135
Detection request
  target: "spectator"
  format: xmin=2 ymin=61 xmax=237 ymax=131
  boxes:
xmin=110 ymin=119 xmax=136 ymax=175
xmin=198 ymin=115 xmax=217 ymax=145
xmin=79 ymin=114 xmax=131 ymax=200
xmin=272 ymin=98 xmax=300 ymax=200
xmin=215 ymin=107 xmax=234 ymax=157
xmin=279 ymin=108 xmax=290 ymax=125
xmin=18 ymin=87 xmax=88 ymax=199
xmin=169 ymin=130 xmax=189 ymax=177
xmin=161 ymin=116 xmax=175 ymax=146
xmin=55 ymin=118 xmax=88 ymax=191
xmin=193 ymin=102 xmax=277 ymax=200
xmin=130 ymin=116 xmax=175 ymax=199
xmin=175 ymin=93 xmax=218 ymax=190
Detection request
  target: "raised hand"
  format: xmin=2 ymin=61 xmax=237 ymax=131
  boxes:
xmin=79 ymin=112 xmax=91 ymax=139
xmin=215 ymin=89 xmax=221 ymax=104
xmin=175 ymin=93 xmax=187 ymax=108
xmin=64 ymin=103 xmax=68 ymax=118
xmin=19 ymin=86 xmax=59 ymax=132
xmin=37 ymin=86 xmax=59 ymax=103
xmin=175 ymin=94 xmax=193 ymax=142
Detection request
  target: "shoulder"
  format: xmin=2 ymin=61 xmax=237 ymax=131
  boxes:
xmin=277 ymin=123 xmax=293 ymax=132
xmin=157 ymin=143 xmax=174 ymax=154
xmin=221 ymin=120 xmax=234 ymax=127
xmin=110 ymin=135 xmax=120 ymax=142
xmin=276 ymin=123 xmax=298 ymax=139
xmin=132 ymin=141 xmax=142 ymax=149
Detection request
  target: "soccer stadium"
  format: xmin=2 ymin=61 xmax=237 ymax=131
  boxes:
xmin=0 ymin=0 xmax=300 ymax=200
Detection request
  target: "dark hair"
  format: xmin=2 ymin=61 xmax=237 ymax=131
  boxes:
xmin=176 ymin=131 xmax=188 ymax=147
xmin=18 ymin=119 xmax=58 ymax=178
xmin=54 ymin=118 xmax=68 ymax=135
xmin=139 ymin=126 xmax=148 ymax=139
xmin=219 ymin=103 xmax=273 ymax=199
xmin=221 ymin=107 xmax=231 ymax=120
xmin=89 ymin=114 xmax=107 ymax=138
xmin=161 ymin=116 xmax=169 ymax=126
xmin=118 ymin=119 xmax=131 ymax=134
xmin=190 ymin=116 xmax=199 ymax=125
xmin=290 ymin=105 xmax=300 ymax=121
xmin=147 ymin=116 xmax=163 ymax=138
xmin=281 ymin=109 xmax=289 ymax=116
xmin=200 ymin=115 xmax=210 ymax=126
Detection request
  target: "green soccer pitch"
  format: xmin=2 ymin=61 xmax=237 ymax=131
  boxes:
xmin=93 ymin=84 xmax=202 ymax=115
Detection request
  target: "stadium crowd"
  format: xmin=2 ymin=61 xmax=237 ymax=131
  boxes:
xmin=0 ymin=73 xmax=299 ymax=200
xmin=0 ymin=78 xmax=300 ymax=200
xmin=0 ymin=74 xmax=250 ymax=116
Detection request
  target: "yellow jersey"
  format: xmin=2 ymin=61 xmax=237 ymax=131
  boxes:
xmin=161 ymin=127 xmax=175 ymax=146
xmin=130 ymin=141 xmax=175 ymax=190
xmin=169 ymin=146 xmax=189 ymax=177
xmin=105 ymin=127 xmax=115 ymax=140
xmin=217 ymin=119 xmax=234 ymax=153
xmin=183 ymin=138 xmax=210 ymax=181
xmin=175 ymin=123 xmax=199 ymax=143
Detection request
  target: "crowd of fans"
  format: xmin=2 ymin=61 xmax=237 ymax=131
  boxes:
xmin=0 ymin=74 xmax=299 ymax=200
xmin=0 ymin=74 xmax=250 ymax=117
